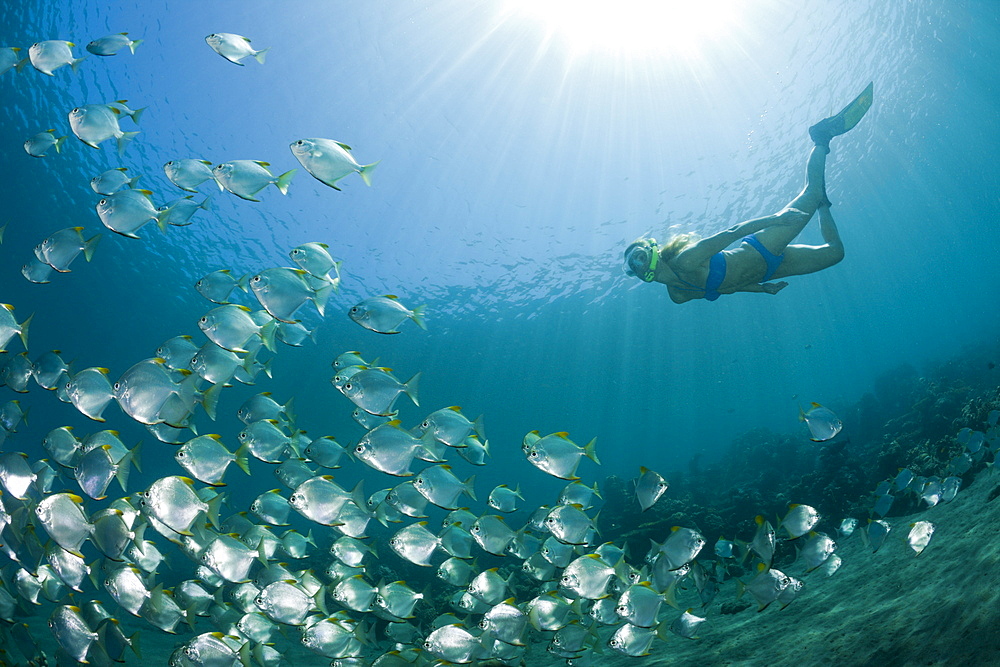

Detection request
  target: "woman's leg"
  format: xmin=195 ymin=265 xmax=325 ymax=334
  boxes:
xmin=770 ymin=205 xmax=844 ymax=278
xmin=751 ymin=145 xmax=830 ymax=255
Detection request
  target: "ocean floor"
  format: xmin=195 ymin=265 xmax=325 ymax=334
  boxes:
xmin=551 ymin=469 xmax=1000 ymax=667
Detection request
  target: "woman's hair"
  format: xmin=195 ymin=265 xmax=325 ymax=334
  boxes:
xmin=658 ymin=231 xmax=701 ymax=260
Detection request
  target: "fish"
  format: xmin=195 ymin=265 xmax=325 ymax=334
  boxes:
xmin=288 ymin=475 xmax=361 ymax=527
xmin=250 ymin=488 xmax=292 ymax=526
xmin=670 ymin=609 xmax=706 ymax=639
xmin=635 ymin=466 xmax=669 ymax=511
xmin=35 ymin=492 xmax=93 ymax=555
xmin=0 ymin=46 xmax=26 ymax=75
xmin=107 ymin=99 xmax=146 ymax=124
xmin=91 ymin=167 xmax=141 ymax=195
xmin=423 ymin=624 xmax=485 ymax=664
xmin=155 ymin=335 xmax=200 ymax=370
xmin=28 ymin=40 xmax=86 ymax=75
xmin=198 ymin=304 xmax=276 ymax=353
xmin=748 ymin=515 xmax=776 ymax=566
xmin=907 ymin=521 xmax=934 ymax=555
xmin=525 ymin=431 xmax=600 ymax=480
xmin=349 ymin=295 xmax=427 ymax=334
xmin=164 ymin=158 xmax=216 ymax=191
xmin=157 ymin=195 xmax=212 ymax=226
xmin=48 ymin=605 xmax=98 ymax=662
xmin=653 ymin=526 xmax=705 ymax=570
xmin=744 ymin=564 xmax=792 ymax=611
xmin=471 ymin=514 xmax=516 ymax=556
xmin=304 ymin=436 xmax=348 ymax=468
xmin=865 ymin=519 xmax=891 ymax=553
xmin=96 ymin=190 xmax=166 ymax=238
xmin=21 ymin=258 xmax=54 ymax=283
xmin=238 ymin=392 xmax=296 ymax=425
xmin=238 ymin=419 xmax=295 ymax=463
xmin=780 ymin=503 xmax=820 ymax=538
xmin=488 ymin=484 xmax=523 ymax=513
xmin=176 ymin=434 xmax=251 ymax=485
xmin=545 ymin=504 xmax=595 ymax=545
xmin=481 ymin=599 xmax=528 ymax=646
xmin=354 ymin=421 xmax=435 ymax=476
xmin=112 ymin=358 xmax=202 ymax=426
xmin=302 ymin=616 xmax=365 ymax=658
xmin=608 ymin=622 xmax=663 ymax=657
xmin=68 ymin=104 xmax=139 ymax=153
xmin=413 ymin=464 xmax=476 ymax=509
xmin=560 ymin=553 xmax=619 ymax=600
xmin=616 ymin=582 xmax=664 ymax=628
xmin=250 ymin=267 xmax=332 ymax=323
xmin=339 ymin=367 xmax=420 ymax=416
xmin=196 ymin=269 xmax=248 ymax=304
xmin=65 ymin=367 xmax=115 ymax=421
xmin=389 ymin=522 xmax=439 ymax=566
xmin=212 ymin=160 xmax=296 ymax=201
xmin=289 ymin=137 xmax=379 ymax=190
xmin=838 ymin=517 xmax=858 ymax=538
xmin=86 ymin=33 xmax=142 ymax=56
xmin=417 ymin=406 xmax=485 ymax=447
xmin=386 ymin=480 xmax=430 ymax=518
xmin=289 ymin=242 xmax=341 ymax=283
xmin=799 ymin=402 xmax=843 ymax=441
xmin=0 ymin=304 xmax=31 ymax=353
xmin=35 ymin=226 xmax=101 ymax=272
xmin=797 ymin=531 xmax=837 ymax=571
xmin=201 ymin=533 xmax=261 ymax=584
xmin=74 ymin=444 xmax=125 ymax=500
xmin=24 ymin=129 xmax=67 ymax=157
xmin=205 ymin=32 xmax=269 ymax=65
xmin=0 ymin=450 xmax=36 ymax=498
xmin=137 ymin=476 xmax=221 ymax=536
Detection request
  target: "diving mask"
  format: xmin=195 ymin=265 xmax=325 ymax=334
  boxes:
xmin=624 ymin=239 xmax=658 ymax=282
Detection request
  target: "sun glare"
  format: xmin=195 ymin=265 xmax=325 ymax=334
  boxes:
xmin=501 ymin=0 xmax=743 ymax=57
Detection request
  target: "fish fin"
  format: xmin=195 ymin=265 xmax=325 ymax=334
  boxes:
xmin=205 ymin=493 xmax=225 ymax=530
xmin=359 ymin=160 xmax=380 ymax=187
xmin=129 ymin=440 xmax=143 ymax=473
xmin=116 ymin=131 xmax=140 ymax=156
xmin=198 ymin=195 xmax=212 ymax=211
xmin=18 ymin=313 xmax=33 ymax=351
xmin=259 ymin=319 xmax=278 ymax=352
xmin=254 ymin=47 xmax=270 ymax=64
xmin=404 ymin=372 xmax=421 ymax=406
xmin=275 ymin=169 xmax=297 ymax=195
xmin=15 ymin=57 xmax=29 ymax=73
xmin=70 ymin=56 xmax=88 ymax=72
xmin=584 ymin=437 xmax=600 ymax=464
xmin=54 ymin=135 xmax=67 ymax=153
xmin=83 ymin=234 xmax=102 ymax=261
xmin=312 ymin=282 xmax=333 ymax=316
xmin=463 ymin=475 xmax=477 ymax=501
xmin=409 ymin=304 xmax=428 ymax=330
xmin=128 ymin=39 xmax=143 ymax=54
xmin=129 ymin=106 xmax=147 ymax=125
xmin=201 ymin=383 xmax=222 ymax=421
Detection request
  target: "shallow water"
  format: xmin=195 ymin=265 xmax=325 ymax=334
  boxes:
xmin=0 ymin=1 xmax=998 ymax=665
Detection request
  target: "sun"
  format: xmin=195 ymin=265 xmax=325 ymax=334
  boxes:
xmin=500 ymin=0 xmax=745 ymax=58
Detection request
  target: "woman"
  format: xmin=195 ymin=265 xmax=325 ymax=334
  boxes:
xmin=624 ymin=83 xmax=872 ymax=304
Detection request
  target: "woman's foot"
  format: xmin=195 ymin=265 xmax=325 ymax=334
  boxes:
xmin=809 ymin=81 xmax=874 ymax=148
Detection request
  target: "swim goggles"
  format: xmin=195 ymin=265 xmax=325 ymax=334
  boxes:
xmin=623 ymin=238 xmax=658 ymax=282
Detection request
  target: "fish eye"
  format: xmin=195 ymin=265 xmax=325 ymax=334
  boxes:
xmin=99 ymin=199 xmax=107 ymax=205
xmin=199 ymin=317 xmax=207 ymax=324
xmin=113 ymin=382 xmax=120 ymax=391
xmin=344 ymin=383 xmax=352 ymax=391
xmin=166 ymin=161 xmax=173 ymax=166
xmin=354 ymin=445 xmax=363 ymax=453
xmin=178 ymin=451 xmax=186 ymax=457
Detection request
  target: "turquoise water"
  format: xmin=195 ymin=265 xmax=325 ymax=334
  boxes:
xmin=1 ymin=1 xmax=998 ymax=664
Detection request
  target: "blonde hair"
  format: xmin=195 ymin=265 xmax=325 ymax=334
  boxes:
xmin=658 ymin=231 xmax=701 ymax=260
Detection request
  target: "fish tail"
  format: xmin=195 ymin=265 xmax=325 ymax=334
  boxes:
xmin=54 ymin=136 xmax=67 ymax=153
xmin=116 ymin=130 xmax=140 ymax=156
xmin=205 ymin=493 xmax=225 ymax=530
xmin=234 ymin=444 xmax=251 ymax=475
xmin=129 ymin=440 xmax=144 ymax=473
xmin=283 ymin=396 xmax=297 ymax=426
xmin=410 ymin=304 xmax=428 ymax=330
xmin=128 ymin=173 xmax=142 ymax=188
xmin=404 ymin=372 xmax=421 ymax=406
xmin=115 ymin=453 xmax=132 ymax=492
xmin=463 ymin=474 xmax=477 ymax=501
xmin=0 ymin=223 xmax=6 ymax=243
xmin=199 ymin=195 xmax=213 ymax=211
xmin=129 ymin=106 xmax=147 ymax=125
xmin=235 ymin=273 xmax=250 ymax=293
xmin=83 ymin=234 xmax=102 ymax=262
xmin=129 ymin=39 xmax=143 ymax=54
xmin=15 ymin=57 xmax=29 ymax=73
xmin=18 ymin=313 xmax=33 ymax=351
xmin=254 ymin=46 xmax=270 ymax=64
xmin=584 ymin=437 xmax=600 ymax=464
xmin=275 ymin=169 xmax=297 ymax=195
xmin=201 ymin=383 xmax=222 ymax=421
xmin=259 ymin=319 xmax=278 ymax=352
xmin=312 ymin=283 xmax=334 ymax=317
xmin=473 ymin=414 xmax=486 ymax=440
xmin=70 ymin=56 xmax=87 ymax=72
xmin=154 ymin=207 xmax=171 ymax=233
xmin=359 ymin=160 xmax=380 ymax=187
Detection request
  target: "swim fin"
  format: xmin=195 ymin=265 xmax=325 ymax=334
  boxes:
xmin=809 ymin=81 xmax=874 ymax=147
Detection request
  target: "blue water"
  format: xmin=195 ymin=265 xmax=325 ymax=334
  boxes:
xmin=1 ymin=0 xmax=998 ymax=662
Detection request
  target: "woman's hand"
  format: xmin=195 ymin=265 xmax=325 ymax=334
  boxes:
xmin=762 ymin=281 xmax=788 ymax=294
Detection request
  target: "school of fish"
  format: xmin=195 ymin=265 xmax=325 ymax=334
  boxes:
xmin=1 ymin=23 xmax=997 ymax=667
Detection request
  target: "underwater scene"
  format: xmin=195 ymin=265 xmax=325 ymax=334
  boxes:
xmin=1 ymin=1 xmax=999 ymax=665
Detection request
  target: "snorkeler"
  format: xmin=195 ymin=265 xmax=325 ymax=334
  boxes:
xmin=624 ymin=82 xmax=873 ymax=303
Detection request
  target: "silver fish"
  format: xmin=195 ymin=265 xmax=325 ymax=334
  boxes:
xmin=23 ymin=129 xmax=66 ymax=157
xmin=96 ymin=190 xmax=164 ymax=238
xmin=616 ymin=582 xmax=663 ymax=627
xmin=213 ymin=160 xmax=295 ymax=201
xmin=389 ymin=521 xmax=439 ymax=566
xmin=487 ymin=484 xmax=522 ymax=513
xmin=414 ymin=464 xmax=476 ymax=510
xmin=35 ymin=226 xmax=101 ymax=272
xmin=0 ymin=451 xmax=36 ymax=498
xmin=288 ymin=475 xmax=359 ymax=526
xmin=799 ymin=402 xmax=843 ymax=441
xmin=525 ymin=431 xmax=600 ymax=480
xmin=0 ymin=46 xmax=26 ymax=75
xmin=156 ymin=335 xmax=200 ymax=370
xmin=331 ymin=574 xmax=377 ymax=612
xmin=670 ymin=609 xmax=706 ymax=639
xmin=21 ymin=258 xmax=54 ymax=283
xmin=250 ymin=267 xmax=332 ymax=323
xmin=354 ymin=421 xmax=433 ymax=476
xmin=745 ymin=564 xmax=791 ymax=611
xmin=91 ymin=167 xmax=141 ymax=194
xmin=238 ymin=419 xmax=293 ymax=463
xmin=205 ymin=32 xmax=269 ymax=65
xmin=423 ymin=624 xmax=485 ymax=664
xmin=560 ymin=553 xmax=619 ymax=600
xmin=35 ymin=492 xmax=93 ymax=555
xmin=199 ymin=304 xmax=276 ymax=353
xmin=86 ymin=33 xmax=142 ymax=56
xmin=68 ymin=104 xmax=139 ymax=153
xmin=176 ymin=434 xmax=250 ymax=485
xmin=28 ymin=40 xmax=86 ymax=75
xmin=798 ymin=531 xmax=837 ymax=571
xmin=907 ymin=520 xmax=934 ymax=555
xmin=137 ymin=476 xmax=219 ymax=536
xmin=157 ymin=195 xmax=211 ymax=226
xmin=781 ymin=503 xmax=820 ymax=538
xmin=201 ymin=533 xmax=260 ymax=583
xmin=251 ymin=488 xmax=292 ymax=526
xmin=304 ymin=436 xmax=348 ymax=468
xmin=48 ymin=605 xmax=98 ymax=662
xmin=471 ymin=514 xmax=516 ymax=556
xmin=195 ymin=269 xmax=248 ymax=304
xmin=289 ymin=242 xmax=340 ymax=281
xmin=290 ymin=137 xmax=379 ymax=190
xmin=635 ymin=466 xmax=668 ymax=511
xmin=340 ymin=367 xmax=420 ymax=416
xmin=164 ymin=158 xmax=216 ymax=191
xmin=349 ymin=295 xmax=426 ymax=334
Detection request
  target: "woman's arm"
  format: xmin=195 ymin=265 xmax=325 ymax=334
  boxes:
xmin=675 ymin=214 xmax=788 ymax=266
